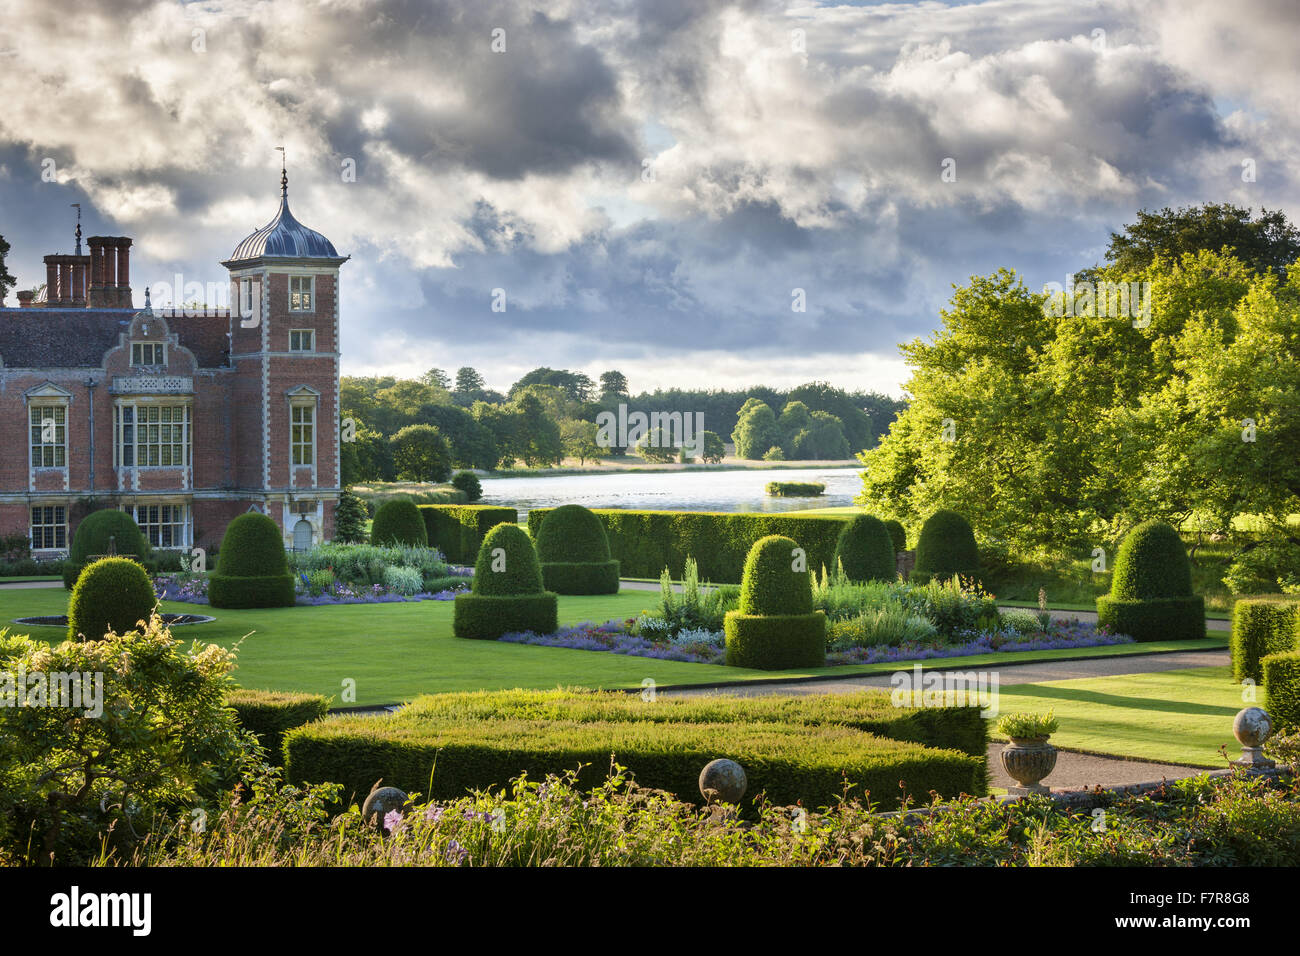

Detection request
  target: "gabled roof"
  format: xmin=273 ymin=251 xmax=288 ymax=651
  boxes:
xmin=0 ymin=309 xmax=230 ymax=370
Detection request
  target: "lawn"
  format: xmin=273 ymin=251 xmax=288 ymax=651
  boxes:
xmin=991 ymin=666 xmax=1247 ymax=768
xmin=1 ymin=586 xmax=1228 ymax=708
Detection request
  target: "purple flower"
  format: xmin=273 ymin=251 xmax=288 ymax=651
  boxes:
xmin=383 ymin=809 xmax=404 ymax=833
xmin=444 ymin=839 xmax=468 ymax=865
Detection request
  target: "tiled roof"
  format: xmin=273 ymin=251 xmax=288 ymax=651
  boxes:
xmin=0 ymin=309 xmax=230 ymax=369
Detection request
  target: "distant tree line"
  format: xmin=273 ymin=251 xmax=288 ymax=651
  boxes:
xmin=340 ymin=365 xmax=903 ymax=483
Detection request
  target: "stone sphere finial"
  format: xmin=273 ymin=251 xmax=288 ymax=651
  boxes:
xmin=699 ymin=758 xmax=747 ymax=805
xmin=1232 ymin=707 xmax=1275 ymax=769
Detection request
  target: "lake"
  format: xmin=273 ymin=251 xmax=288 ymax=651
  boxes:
xmin=479 ymin=467 xmax=862 ymax=516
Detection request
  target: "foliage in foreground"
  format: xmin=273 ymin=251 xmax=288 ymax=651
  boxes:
xmin=113 ymin=765 xmax=1300 ymax=868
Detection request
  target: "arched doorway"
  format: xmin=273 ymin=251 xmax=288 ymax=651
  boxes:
xmin=292 ymin=518 xmax=313 ymax=551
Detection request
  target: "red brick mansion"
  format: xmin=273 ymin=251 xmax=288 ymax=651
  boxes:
xmin=0 ymin=172 xmax=346 ymax=556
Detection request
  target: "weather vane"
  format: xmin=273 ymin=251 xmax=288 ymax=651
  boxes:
xmin=71 ymin=202 xmax=82 ymax=254
xmin=275 ymin=145 xmax=287 ymax=196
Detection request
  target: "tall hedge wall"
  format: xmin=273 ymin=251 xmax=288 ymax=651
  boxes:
xmin=1231 ymin=597 xmax=1300 ymax=684
xmin=284 ymin=689 xmax=987 ymax=812
xmin=525 ymin=509 xmax=849 ymax=584
xmin=420 ymin=505 xmax=519 ymax=564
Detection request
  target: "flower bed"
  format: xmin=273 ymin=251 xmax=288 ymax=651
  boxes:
xmin=498 ymin=617 xmax=1131 ymax=668
xmin=153 ymin=574 xmax=470 ymax=607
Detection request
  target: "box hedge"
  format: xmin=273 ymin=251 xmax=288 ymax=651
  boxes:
xmin=227 ymin=689 xmax=329 ymax=763
xmin=1263 ymin=650 xmax=1300 ymax=731
xmin=66 ymin=557 xmax=156 ymax=641
xmin=420 ymin=504 xmax=518 ymax=564
xmin=525 ymin=508 xmax=848 ymax=584
xmin=209 ymin=512 xmax=296 ymax=609
xmin=284 ymin=689 xmax=986 ymax=812
xmin=1231 ymin=597 xmax=1300 ymax=683
xmin=63 ymin=509 xmax=151 ymax=589
xmin=534 ymin=504 xmax=620 ymax=595
xmin=724 ymin=535 xmax=825 ymax=669
xmin=452 ymin=524 xmax=557 ymax=639
xmin=911 ymin=510 xmax=980 ymax=585
xmin=1096 ymin=519 xmax=1205 ymax=642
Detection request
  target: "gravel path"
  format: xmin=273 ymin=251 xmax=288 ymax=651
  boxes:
xmin=986 ymin=743 xmax=1207 ymax=791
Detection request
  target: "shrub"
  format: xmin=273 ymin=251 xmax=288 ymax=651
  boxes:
xmin=209 ymin=512 xmax=295 ymax=609
xmin=66 ymin=557 xmax=156 ymax=641
xmin=451 ymin=471 xmax=483 ymax=502
xmin=996 ymin=711 xmax=1059 ymax=740
xmin=1231 ymin=597 xmax=1300 ymax=683
xmin=827 ymin=605 xmax=937 ymax=649
xmin=421 ymin=504 xmax=518 ymax=564
xmin=453 ymin=524 xmax=557 ymax=639
xmin=334 ymin=488 xmax=369 ymax=544
xmin=227 ymin=689 xmax=329 ymax=764
xmin=762 ymin=446 xmax=786 ymax=461
xmin=765 ymin=481 xmax=825 ymax=497
xmin=884 ymin=519 xmax=907 ymax=553
xmin=526 ymin=509 xmax=849 ymax=585
xmin=640 ymin=559 xmax=737 ymax=636
xmin=724 ymin=535 xmax=825 ymax=669
xmin=910 ymin=510 xmax=979 ymax=585
xmin=0 ymin=617 xmax=247 ymax=865
xmin=371 ymin=498 xmax=428 ymax=547
xmin=834 ymin=514 xmax=897 ymax=583
xmin=389 ymin=424 xmax=451 ymax=483
xmin=62 ymin=509 xmax=150 ymax=589
xmin=1096 ymin=519 xmax=1205 ymax=642
xmin=535 ymin=504 xmax=620 ymax=595
xmin=1264 ymin=651 xmax=1300 ymax=732
xmin=284 ymin=689 xmax=986 ymax=813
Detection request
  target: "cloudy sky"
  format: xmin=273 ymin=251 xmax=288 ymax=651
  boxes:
xmin=0 ymin=0 xmax=1295 ymax=397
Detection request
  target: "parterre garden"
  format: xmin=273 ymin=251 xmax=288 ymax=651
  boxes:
xmin=5 ymin=498 xmax=1298 ymax=868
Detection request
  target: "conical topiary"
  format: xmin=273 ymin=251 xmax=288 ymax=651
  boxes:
xmin=209 ymin=512 xmax=295 ymax=608
xmin=833 ymin=514 xmax=898 ymax=583
xmin=535 ymin=504 xmax=620 ymax=594
xmin=724 ymin=535 xmax=825 ymax=670
xmin=911 ymin=510 xmax=979 ymax=585
xmin=453 ymin=523 xmax=558 ymax=639
xmin=1096 ymin=519 xmax=1205 ymax=641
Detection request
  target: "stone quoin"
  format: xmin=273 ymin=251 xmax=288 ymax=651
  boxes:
xmin=0 ymin=167 xmax=347 ymax=555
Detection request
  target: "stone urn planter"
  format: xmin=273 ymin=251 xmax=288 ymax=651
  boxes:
xmin=1000 ymin=737 xmax=1058 ymax=795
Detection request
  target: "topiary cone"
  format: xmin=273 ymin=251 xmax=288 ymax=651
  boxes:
xmin=724 ymin=535 xmax=825 ymax=670
xmin=911 ymin=510 xmax=979 ymax=585
xmin=209 ymin=512 xmax=295 ymax=609
xmin=834 ymin=514 xmax=898 ymax=583
xmin=454 ymin=523 xmax=558 ymax=639
xmin=1095 ymin=519 xmax=1205 ymax=642
xmin=67 ymin=557 xmax=156 ymax=641
xmin=535 ymin=504 xmax=620 ymax=595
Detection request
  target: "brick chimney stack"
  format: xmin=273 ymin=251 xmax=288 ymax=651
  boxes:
xmin=87 ymin=236 xmax=132 ymax=307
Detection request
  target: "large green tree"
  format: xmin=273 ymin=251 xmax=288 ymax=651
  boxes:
xmin=0 ymin=235 xmax=14 ymax=305
xmin=1101 ymin=204 xmax=1300 ymax=279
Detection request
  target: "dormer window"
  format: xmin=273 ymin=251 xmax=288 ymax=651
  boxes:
xmin=131 ymin=342 xmax=165 ymax=366
xmin=289 ymin=329 xmax=315 ymax=352
xmin=289 ymin=276 xmax=313 ymax=311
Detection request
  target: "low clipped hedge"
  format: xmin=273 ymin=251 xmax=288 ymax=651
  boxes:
xmin=452 ymin=592 xmax=559 ymax=640
xmin=453 ymin=524 xmax=557 ymax=639
xmin=227 ymin=689 xmax=329 ymax=763
xmin=63 ymin=509 xmax=151 ymax=589
xmin=765 ymin=481 xmax=825 ymax=497
xmin=1263 ymin=651 xmax=1300 ymax=732
xmin=66 ymin=557 xmax=156 ymax=641
xmin=284 ymin=689 xmax=987 ymax=812
xmin=371 ymin=499 xmax=428 ymax=547
xmin=420 ymin=505 xmax=518 ymax=564
xmin=1096 ymin=519 xmax=1205 ymax=642
xmin=525 ymin=509 xmax=848 ymax=584
xmin=535 ymin=505 xmax=620 ymax=595
xmin=209 ymin=512 xmax=295 ymax=609
xmin=834 ymin=514 xmax=897 ymax=582
xmin=1231 ymin=597 xmax=1300 ymax=683
xmin=911 ymin=510 xmax=979 ymax=585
